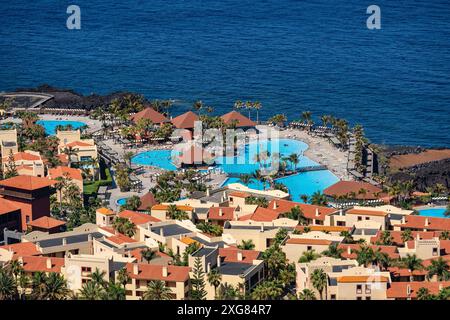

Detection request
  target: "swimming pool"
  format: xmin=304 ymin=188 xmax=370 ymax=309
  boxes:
xmin=221 ymin=170 xmax=339 ymax=203
xmin=132 ymin=139 xmax=319 ymax=173
xmin=116 ymin=197 xmax=129 ymax=206
xmin=132 ymin=149 xmax=178 ymax=170
xmin=417 ymin=208 xmax=448 ymax=218
xmin=37 ymin=120 xmax=87 ymax=135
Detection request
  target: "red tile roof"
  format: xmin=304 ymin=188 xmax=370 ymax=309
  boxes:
xmin=346 ymin=208 xmax=388 ymax=217
xmin=295 ymin=225 xmax=351 ymax=233
xmin=28 ymin=216 xmax=66 ymax=229
xmin=96 ymin=207 xmax=115 ymax=216
xmin=338 ymin=244 xmax=400 ymax=260
xmin=171 ymin=111 xmax=199 ymax=129
xmin=268 ymin=199 xmax=336 ymax=221
xmin=0 ymin=175 xmax=56 ymax=190
xmin=138 ymin=192 xmax=158 ymax=211
xmin=48 ymin=166 xmax=83 ymax=181
xmin=221 ymin=111 xmax=256 ymax=127
xmin=370 ymin=230 xmax=440 ymax=246
xmin=65 ymin=140 xmax=94 ymax=148
xmin=208 ymin=207 xmax=235 ymax=221
xmin=219 ymin=247 xmax=261 ymax=263
xmin=0 ymin=242 xmax=41 ymax=258
xmin=388 ymin=267 xmax=427 ymax=278
xmin=337 ymin=275 xmax=389 ymax=283
xmin=242 ymin=207 xmax=281 ymax=222
xmin=118 ymin=210 xmax=161 ymax=225
xmin=323 ymin=181 xmax=383 ymax=200
xmin=229 ymin=191 xmax=251 ymax=198
xmin=2 ymin=152 xmax=41 ymax=162
xmin=126 ymin=263 xmax=190 ymax=282
xmin=20 ymin=256 xmax=64 ymax=273
xmin=286 ymin=238 xmax=333 ymax=246
xmin=397 ymin=215 xmax=450 ymax=231
xmin=106 ymin=233 xmax=137 ymax=245
xmin=387 ymin=281 xmax=450 ymax=299
xmin=0 ymin=198 xmax=21 ymax=215
xmin=130 ymin=107 xmax=169 ymax=124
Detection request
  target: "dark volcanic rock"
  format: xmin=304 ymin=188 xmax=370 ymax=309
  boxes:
xmin=388 ymin=158 xmax=450 ymax=191
xmin=14 ymin=84 xmax=147 ymax=110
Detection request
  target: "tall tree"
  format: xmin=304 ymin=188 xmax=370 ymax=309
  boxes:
xmin=190 ymin=257 xmax=207 ymax=300
xmin=311 ymin=268 xmax=327 ymax=300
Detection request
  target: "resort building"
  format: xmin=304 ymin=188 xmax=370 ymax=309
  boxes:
xmin=296 ymin=257 xmax=358 ymax=298
xmin=282 ymin=232 xmax=344 ymax=262
xmin=151 ymin=204 xmax=195 ymax=221
xmin=56 ymin=130 xmax=98 ymax=164
xmin=397 ymin=236 xmax=441 ymax=260
xmin=393 ymin=215 xmax=450 ymax=232
xmin=0 ymin=175 xmax=55 ymax=232
xmin=221 ymin=111 xmax=256 ymax=129
xmin=170 ymin=111 xmax=199 ymax=130
xmin=387 ymin=281 xmax=450 ymax=300
xmin=0 ymin=129 xmax=18 ymax=156
xmin=130 ymin=107 xmax=169 ymax=125
xmin=223 ymin=219 xmax=297 ymax=251
xmin=189 ymin=246 xmax=265 ymax=299
xmin=21 ymin=223 xmax=108 ymax=257
xmin=123 ymin=263 xmax=190 ymax=300
xmin=62 ymin=253 xmax=133 ymax=292
xmin=27 ymin=216 xmax=66 ymax=234
xmin=48 ymin=166 xmax=84 ymax=203
xmin=329 ymin=266 xmax=391 ymax=300
xmin=2 ymin=150 xmax=45 ymax=177
xmin=268 ymin=199 xmax=337 ymax=225
xmin=0 ymin=197 xmax=22 ymax=241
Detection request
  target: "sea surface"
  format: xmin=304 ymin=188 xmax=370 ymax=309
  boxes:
xmin=1 ymin=0 xmax=449 ymax=147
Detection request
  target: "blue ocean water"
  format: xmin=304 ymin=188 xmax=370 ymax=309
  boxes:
xmin=1 ymin=0 xmax=449 ymax=147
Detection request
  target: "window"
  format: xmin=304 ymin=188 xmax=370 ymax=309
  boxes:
xmin=356 ymin=297 xmax=362 ymax=300
xmin=229 ymin=197 xmax=234 ymax=202
xmin=81 ymin=266 xmax=92 ymax=273
xmin=432 ymin=248 xmax=438 ymax=256
xmin=356 ymin=284 xmax=362 ymax=294
xmin=357 ymin=216 xmax=362 ymax=221
xmin=307 ymin=246 xmax=312 ymax=251
xmin=365 ymin=217 xmax=370 ymax=220
xmin=365 ymin=284 xmax=371 ymax=294
xmin=26 ymin=216 xmax=30 ymax=224
xmin=330 ymin=294 xmax=336 ymax=300
xmin=366 ymin=297 xmax=371 ymax=300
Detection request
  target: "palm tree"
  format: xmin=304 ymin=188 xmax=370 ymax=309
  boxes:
xmin=288 ymin=153 xmax=300 ymax=171
xmin=237 ymin=240 xmax=255 ymax=250
xmin=416 ymin=287 xmax=433 ymax=300
xmin=112 ymin=217 xmax=136 ymax=237
xmin=401 ymin=229 xmax=414 ymax=242
xmin=117 ymin=268 xmax=130 ymax=289
xmin=301 ymin=111 xmax=313 ymax=125
xmin=63 ymin=146 xmax=78 ymax=167
xmin=309 ymin=191 xmax=328 ymax=206
xmin=400 ymin=254 xmax=423 ymax=282
xmin=354 ymin=246 xmax=376 ymax=267
xmin=91 ymin=268 xmax=107 ymax=288
xmin=379 ymin=230 xmax=393 ymax=246
xmin=30 ymin=271 xmax=47 ymax=299
xmin=440 ymin=230 xmax=450 ymax=240
xmin=0 ymin=269 xmax=16 ymax=300
xmin=103 ymin=280 xmax=126 ymax=300
xmin=311 ymin=268 xmax=327 ymax=300
xmin=298 ymin=250 xmax=321 ymax=263
xmin=207 ymin=269 xmax=222 ymax=298
xmin=141 ymin=248 xmax=157 ymax=263
xmin=42 ymin=273 xmax=70 ymax=300
xmin=323 ymin=243 xmax=343 ymax=259
xmin=79 ymin=281 xmax=104 ymax=300
xmin=238 ymin=173 xmax=253 ymax=185
xmin=167 ymin=204 xmax=189 ymax=220
xmin=298 ymin=288 xmax=317 ymax=300
xmin=142 ymin=280 xmax=173 ymax=300
xmin=427 ymin=257 xmax=450 ymax=281
xmin=123 ymin=151 xmax=135 ymax=167
xmin=340 ymin=231 xmax=354 ymax=244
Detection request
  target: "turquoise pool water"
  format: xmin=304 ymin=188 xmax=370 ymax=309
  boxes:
xmin=132 ymin=139 xmax=318 ymax=173
xmin=132 ymin=149 xmax=178 ymax=170
xmin=37 ymin=120 xmax=87 ymax=135
xmin=117 ymin=198 xmax=129 ymax=206
xmin=417 ymin=208 xmax=448 ymax=218
xmin=221 ymin=170 xmax=339 ymax=203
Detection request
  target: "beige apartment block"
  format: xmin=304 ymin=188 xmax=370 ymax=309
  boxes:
xmin=2 ymin=150 xmax=45 ymax=177
xmin=62 ymin=253 xmax=134 ymax=292
xmin=123 ymin=263 xmax=190 ymax=300
xmin=0 ymin=129 xmax=18 ymax=156
xmin=398 ymin=236 xmax=440 ymax=260
xmin=57 ymin=130 xmax=98 ymax=164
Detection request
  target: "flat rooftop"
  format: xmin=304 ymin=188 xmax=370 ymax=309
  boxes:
xmin=151 ymin=224 xmax=193 ymax=237
xmin=33 ymin=232 xmax=104 ymax=248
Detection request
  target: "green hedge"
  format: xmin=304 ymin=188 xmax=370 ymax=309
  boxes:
xmin=83 ymin=168 xmax=113 ymax=196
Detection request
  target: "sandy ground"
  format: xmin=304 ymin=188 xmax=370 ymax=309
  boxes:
xmin=390 ymin=149 xmax=450 ymax=170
